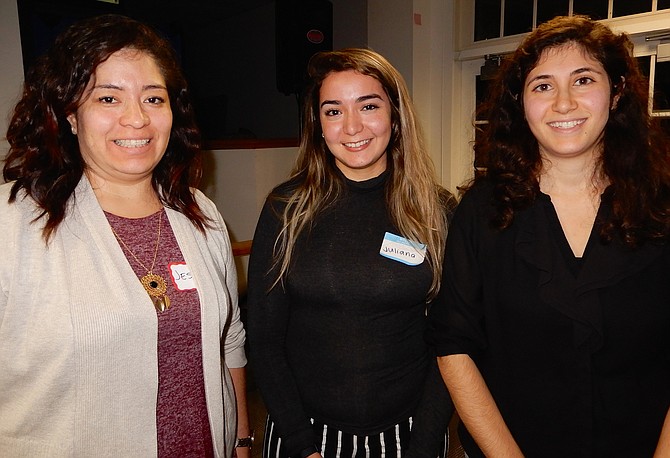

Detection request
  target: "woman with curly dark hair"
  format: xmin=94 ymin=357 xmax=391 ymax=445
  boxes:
xmin=429 ymin=15 xmax=670 ymax=457
xmin=0 ymin=14 xmax=250 ymax=457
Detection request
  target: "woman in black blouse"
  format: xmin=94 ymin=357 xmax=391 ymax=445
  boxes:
xmin=247 ymin=48 xmax=454 ymax=458
xmin=429 ymin=15 xmax=670 ymax=457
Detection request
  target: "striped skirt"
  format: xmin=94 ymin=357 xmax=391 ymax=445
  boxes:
xmin=262 ymin=416 xmax=449 ymax=458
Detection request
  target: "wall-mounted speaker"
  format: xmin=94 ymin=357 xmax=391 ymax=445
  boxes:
xmin=275 ymin=0 xmax=333 ymax=96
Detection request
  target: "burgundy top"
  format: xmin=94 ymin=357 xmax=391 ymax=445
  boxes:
xmin=106 ymin=209 xmax=214 ymax=457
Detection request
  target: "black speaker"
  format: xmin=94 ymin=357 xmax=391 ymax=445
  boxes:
xmin=276 ymin=0 xmax=333 ymax=96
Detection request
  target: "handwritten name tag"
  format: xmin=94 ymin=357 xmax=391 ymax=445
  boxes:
xmin=169 ymin=262 xmax=197 ymax=291
xmin=379 ymin=232 xmax=426 ymax=266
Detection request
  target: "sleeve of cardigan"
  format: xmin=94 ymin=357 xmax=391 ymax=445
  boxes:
xmin=0 ymin=186 xmax=16 ymax=315
xmin=246 ymin=198 xmax=318 ymax=457
xmin=220 ymin=224 xmax=247 ymax=369
xmin=197 ymin=191 xmax=247 ymax=368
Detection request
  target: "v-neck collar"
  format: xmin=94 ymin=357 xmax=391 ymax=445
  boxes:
xmin=513 ymin=190 xmax=664 ymax=353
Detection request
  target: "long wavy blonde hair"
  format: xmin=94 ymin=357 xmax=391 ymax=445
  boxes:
xmin=269 ymin=48 xmax=452 ymax=299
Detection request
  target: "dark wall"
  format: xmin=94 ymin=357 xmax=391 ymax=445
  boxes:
xmin=17 ymin=0 xmax=344 ymax=141
xmin=185 ymin=2 xmax=301 ymax=140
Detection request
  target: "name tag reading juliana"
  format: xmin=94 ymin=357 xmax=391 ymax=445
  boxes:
xmin=379 ymin=232 xmax=426 ymax=266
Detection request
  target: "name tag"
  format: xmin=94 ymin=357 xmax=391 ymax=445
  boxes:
xmin=169 ymin=262 xmax=197 ymax=291
xmin=379 ymin=232 xmax=426 ymax=266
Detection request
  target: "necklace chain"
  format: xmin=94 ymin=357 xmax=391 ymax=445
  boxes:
xmin=111 ymin=210 xmax=162 ymax=274
xmin=110 ymin=210 xmax=170 ymax=312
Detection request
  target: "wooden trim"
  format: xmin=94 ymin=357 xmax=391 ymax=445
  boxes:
xmin=231 ymin=240 xmax=252 ymax=257
xmin=203 ymin=138 xmax=299 ymax=150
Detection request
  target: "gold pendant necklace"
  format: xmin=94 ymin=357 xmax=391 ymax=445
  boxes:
xmin=111 ymin=210 xmax=171 ymax=312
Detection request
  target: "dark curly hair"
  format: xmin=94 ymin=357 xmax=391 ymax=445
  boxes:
xmin=472 ymin=15 xmax=670 ymax=245
xmin=3 ymin=14 xmax=208 ymax=241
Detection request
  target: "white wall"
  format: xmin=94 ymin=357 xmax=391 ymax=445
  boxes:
xmin=368 ymin=0 xmax=413 ymax=90
xmin=200 ymin=145 xmax=298 ymax=292
xmin=0 ymin=0 xmax=24 ymax=165
xmin=333 ymin=0 xmax=368 ymax=48
xmin=411 ymin=0 xmax=458 ymax=192
xmin=200 ymin=146 xmax=298 ymax=243
xmin=368 ymin=1 xmax=462 ymax=194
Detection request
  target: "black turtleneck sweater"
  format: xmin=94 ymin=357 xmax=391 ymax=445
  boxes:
xmin=247 ymin=171 xmax=453 ymax=457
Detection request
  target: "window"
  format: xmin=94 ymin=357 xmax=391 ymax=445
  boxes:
xmin=537 ymin=1 xmax=569 ymax=24
xmin=474 ymin=0 xmax=502 ymax=41
xmin=653 ymin=60 xmax=670 ymax=111
xmin=474 ymin=0 xmax=669 ymax=41
xmin=636 ymin=48 xmax=670 ymax=135
xmin=474 ymin=71 xmax=496 ymax=169
xmin=612 ymin=0 xmax=651 ymax=17
xmin=572 ymin=0 xmax=608 ymax=19
xmin=504 ymin=0 xmax=534 ymax=36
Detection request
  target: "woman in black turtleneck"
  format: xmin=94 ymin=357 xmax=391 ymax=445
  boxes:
xmin=247 ymin=48 xmax=455 ymax=458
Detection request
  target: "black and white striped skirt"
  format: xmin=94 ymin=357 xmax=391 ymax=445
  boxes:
xmin=262 ymin=416 xmax=449 ymax=458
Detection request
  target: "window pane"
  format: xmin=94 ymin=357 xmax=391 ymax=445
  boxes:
xmin=504 ymin=0 xmax=534 ymax=36
xmin=475 ymin=73 xmax=494 ymax=169
xmin=572 ymin=0 xmax=609 ymax=20
xmin=474 ymin=125 xmax=488 ymax=169
xmin=635 ymin=56 xmax=652 ymax=113
xmin=476 ymin=73 xmax=495 ymax=113
xmin=658 ymin=118 xmax=670 ymax=137
xmin=475 ymin=0 xmax=502 ymax=41
xmin=537 ymin=0 xmax=570 ymax=25
xmin=637 ymin=56 xmax=651 ymax=80
xmin=659 ymin=0 xmax=670 ymax=10
xmin=653 ymin=60 xmax=670 ymax=111
xmin=612 ymin=0 xmax=651 ymax=17
xmin=537 ymin=1 xmax=569 ymax=25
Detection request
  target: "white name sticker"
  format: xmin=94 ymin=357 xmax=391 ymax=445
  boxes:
xmin=169 ymin=262 xmax=197 ymax=291
xmin=379 ymin=232 xmax=426 ymax=266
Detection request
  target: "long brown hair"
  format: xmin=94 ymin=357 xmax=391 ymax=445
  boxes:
xmin=3 ymin=14 xmax=208 ymax=241
xmin=270 ymin=48 xmax=453 ymax=299
xmin=473 ymin=15 xmax=670 ymax=245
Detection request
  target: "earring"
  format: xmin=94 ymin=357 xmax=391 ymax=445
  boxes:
xmin=321 ymin=133 xmax=324 ymax=138
xmin=71 ymin=126 xmax=77 ymax=135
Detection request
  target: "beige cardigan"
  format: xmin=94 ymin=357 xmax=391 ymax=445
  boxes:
xmin=0 ymin=177 xmax=247 ymax=457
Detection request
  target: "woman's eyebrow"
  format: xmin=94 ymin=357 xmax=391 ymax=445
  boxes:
xmin=320 ymin=93 xmax=383 ymax=108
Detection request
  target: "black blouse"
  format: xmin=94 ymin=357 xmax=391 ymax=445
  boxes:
xmin=428 ymin=181 xmax=670 ymax=457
